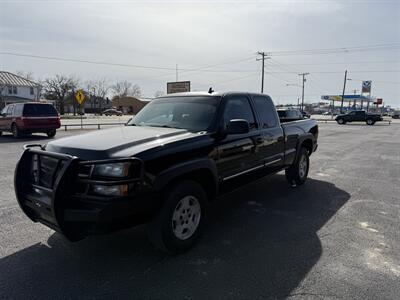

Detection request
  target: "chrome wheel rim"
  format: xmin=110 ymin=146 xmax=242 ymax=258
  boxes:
xmin=172 ymin=195 xmax=201 ymax=240
xmin=298 ymin=154 xmax=308 ymax=178
xmin=367 ymin=119 xmax=372 ymax=124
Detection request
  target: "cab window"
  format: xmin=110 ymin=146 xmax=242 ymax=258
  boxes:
xmin=223 ymin=95 xmax=257 ymax=130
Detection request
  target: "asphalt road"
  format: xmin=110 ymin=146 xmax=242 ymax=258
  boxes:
xmin=0 ymin=123 xmax=399 ymax=299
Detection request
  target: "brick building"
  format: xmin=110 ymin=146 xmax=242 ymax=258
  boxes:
xmin=112 ymin=96 xmax=150 ymax=115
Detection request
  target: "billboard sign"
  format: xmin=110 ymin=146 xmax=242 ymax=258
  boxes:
xmin=362 ymin=81 xmax=372 ymax=94
xmin=167 ymin=81 xmax=191 ymax=94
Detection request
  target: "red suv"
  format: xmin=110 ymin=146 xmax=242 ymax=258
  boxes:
xmin=0 ymin=102 xmax=61 ymax=138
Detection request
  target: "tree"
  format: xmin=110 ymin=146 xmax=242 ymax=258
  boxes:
xmin=86 ymin=78 xmax=110 ymax=113
xmin=16 ymin=71 xmax=34 ymax=81
xmin=111 ymin=80 xmax=141 ymax=99
xmin=42 ymin=75 xmax=79 ymax=114
xmin=154 ymin=90 xmax=165 ymax=98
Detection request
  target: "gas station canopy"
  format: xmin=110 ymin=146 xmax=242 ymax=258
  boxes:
xmin=321 ymin=95 xmax=375 ymax=102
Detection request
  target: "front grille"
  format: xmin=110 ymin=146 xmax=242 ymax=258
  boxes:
xmin=31 ymin=155 xmax=65 ymax=189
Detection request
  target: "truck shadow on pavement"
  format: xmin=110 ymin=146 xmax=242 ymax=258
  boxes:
xmin=0 ymin=175 xmax=350 ymax=299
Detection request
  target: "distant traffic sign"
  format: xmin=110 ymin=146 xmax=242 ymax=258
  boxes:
xmin=75 ymin=90 xmax=85 ymax=105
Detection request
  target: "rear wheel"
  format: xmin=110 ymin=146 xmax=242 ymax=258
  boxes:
xmin=47 ymin=129 xmax=56 ymax=138
xmin=366 ymin=119 xmax=375 ymax=125
xmin=12 ymin=123 xmax=20 ymax=138
xmin=147 ymin=180 xmax=207 ymax=254
xmin=285 ymin=147 xmax=310 ymax=186
xmin=337 ymin=118 xmax=345 ymax=125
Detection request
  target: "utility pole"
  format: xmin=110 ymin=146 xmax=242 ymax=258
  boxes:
xmin=257 ymin=52 xmax=270 ymax=93
xmin=340 ymin=70 xmax=347 ymax=114
xmin=298 ymin=72 xmax=309 ymax=111
xmin=176 ymin=64 xmax=178 ymax=82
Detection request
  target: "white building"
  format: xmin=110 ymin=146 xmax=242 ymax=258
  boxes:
xmin=0 ymin=71 xmax=40 ymax=108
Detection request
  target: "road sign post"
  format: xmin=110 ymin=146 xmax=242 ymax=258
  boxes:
xmin=75 ymin=90 xmax=86 ymax=129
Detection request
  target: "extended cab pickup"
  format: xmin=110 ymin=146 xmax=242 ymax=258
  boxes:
xmin=335 ymin=110 xmax=383 ymax=125
xmin=15 ymin=92 xmax=318 ymax=253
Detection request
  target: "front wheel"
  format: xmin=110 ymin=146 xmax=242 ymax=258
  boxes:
xmin=285 ymin=147 xmax=310 ymax=186
xmin=337 ymin=119 xmax=345 ymax=125
xmin=147 ymin=180 xmax=207 ymax=254
xmin=12 ymin=123 xmax=20 ymax=138
xmin=366 ymin=119 xmax=375 ymax=125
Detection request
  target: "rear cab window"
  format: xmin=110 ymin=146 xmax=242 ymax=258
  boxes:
xmin=253 ymin=96 xmax=279 ymax=128
xmin=23 ymin=104 xmax=58 ymax=117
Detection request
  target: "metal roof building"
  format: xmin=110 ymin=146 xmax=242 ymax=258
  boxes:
xmin=0 ymin=71 xmax=40 ymax=107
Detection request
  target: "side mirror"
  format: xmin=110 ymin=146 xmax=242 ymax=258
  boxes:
xmin=125 ymin=117 xmax=133 ymax=126
xmin=226 ymin=119 xmax=250 ymax=135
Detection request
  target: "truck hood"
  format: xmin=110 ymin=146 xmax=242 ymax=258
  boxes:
xmin=46 ymin=126 xmax=198 ymax=160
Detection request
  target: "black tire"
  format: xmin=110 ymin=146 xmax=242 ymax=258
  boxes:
xmin=147 ymin=180 xmax=207 ymax=254
xmin=12 ymin=123 xmax=20 ymax=138
xmin=366 ymin=119 xmax=375 ymax=125
xmin=337 ymin=118 xmax=345 ymax=125
xmin=47 ymin=129 xmax=56 ymax=138
xmin=285 ymin=147 xmax=310 ymax=186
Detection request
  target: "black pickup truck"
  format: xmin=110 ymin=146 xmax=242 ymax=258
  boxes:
xmin=335 ymin=110 xmax=383 ymax=125
xmin=15 ymin=92 xmax=318 ymax=253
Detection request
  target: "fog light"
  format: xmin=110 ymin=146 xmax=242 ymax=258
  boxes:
xmin=92 ymin=184 xmax=128 ymax=196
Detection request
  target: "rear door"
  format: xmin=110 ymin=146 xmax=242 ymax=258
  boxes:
xmin=251 ymin=95 xmax=285 ymax=169
xmin=355 ymin=111 xmax=365 ymax=121
xmin=217 ymin=94 xmax=262 ymax=181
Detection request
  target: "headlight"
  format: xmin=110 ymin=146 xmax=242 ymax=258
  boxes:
xmin=92 ymin=184 xmax=128 ymax=196
xmin=93 ymin=162 xmax=131 ymax=178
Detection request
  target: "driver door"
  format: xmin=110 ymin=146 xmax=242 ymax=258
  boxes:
xmin=216 ymin=94 xmax=262 ymax=181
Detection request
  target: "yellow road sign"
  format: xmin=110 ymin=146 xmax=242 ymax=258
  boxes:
xmin=75 ymin=90 xmax=85 ymax=105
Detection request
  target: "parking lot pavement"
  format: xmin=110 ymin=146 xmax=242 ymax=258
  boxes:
xmin=0 ymin=123 xmax=399 ymax=299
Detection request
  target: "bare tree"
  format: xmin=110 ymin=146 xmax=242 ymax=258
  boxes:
xmin=154 ymin=90 xmax=165 ymax=98
xmin=42 ymin=75 xmax=79 ymax=114
xmin=131 ymin=84 xmax=142 ymax=98
xmin=111 ymin=80 xmax=141 ymax=99
xmin=86 ymin=78 xmax=110 ymax=113
xmin=16 ymin=71 xmax=34 ymax=81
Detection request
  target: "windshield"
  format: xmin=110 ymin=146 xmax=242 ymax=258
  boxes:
xmin=129 ymin=96 xmax=220 ymax=131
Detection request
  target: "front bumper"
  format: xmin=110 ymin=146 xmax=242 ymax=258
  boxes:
xmin=14 ymin=145 xmax=156 ymax=241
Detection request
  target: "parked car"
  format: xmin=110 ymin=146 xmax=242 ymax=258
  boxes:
xmin=0 ymin=102 xmax=60 ymax=138
xmin=103 ymin=109 xmax=123 ymax=116
xmin=392 ymin=111 xmax=400 ymax=119
xmin=335 ymin=110 xmax=383 ymax=125
xmin=277 ymin=108 xmax=304 ymax=122
xmin=15 ymin=92 xmax=318 ymax=253
xmin=301 ymin=111 xmax=311 ymax=118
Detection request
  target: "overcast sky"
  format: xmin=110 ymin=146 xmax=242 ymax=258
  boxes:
xmin=1 ymin=0 xmax=399 ymax=106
